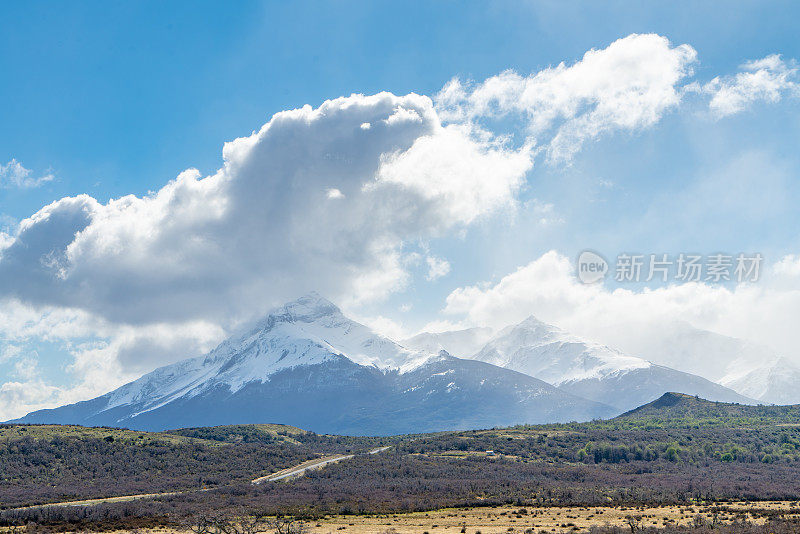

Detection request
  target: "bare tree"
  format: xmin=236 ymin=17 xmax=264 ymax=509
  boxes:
xmin=267 ymin=516 xmax=306 ymax=534
xmin=624 ymin=514 xmax=642 ymax=533
xmin=191 ymin=512 xmax=304 ymax=534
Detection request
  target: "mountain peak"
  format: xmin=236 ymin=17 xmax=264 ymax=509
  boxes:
xmin=261 ymin=292 xmax=342 ymax=327
xmin=286 ymin=291 xmax=339 ymax=312
xmin=517 ymin=314 xmax=561 ymax=332
xmin=492 ymin=314 xmax=565 ymax=344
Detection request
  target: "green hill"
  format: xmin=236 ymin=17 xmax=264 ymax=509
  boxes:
xmin=616 ymin=392 xmax=800 ymax=427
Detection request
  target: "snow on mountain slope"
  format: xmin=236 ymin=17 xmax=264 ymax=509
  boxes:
xmin=469 ymin=316 xmax=756 ymax=411
xmin=402 ymin=327 xmax=495 ymax=358
xmin=11 ymin=294 xmax=616 ymax=434
xmin=473 ymin=316 xmax=650 ymax=385
xmin=21 ymin=293 xmax=441 ymax=425
xmin=591 ymin=320 xmax=800 ymax=405
xmin=720 ymin=357 xmax=800 ymax=405
xmin=102 ymin=293 xmax=438 ymax=414
xmin=594 ymin=320 xmax=771 ymax=382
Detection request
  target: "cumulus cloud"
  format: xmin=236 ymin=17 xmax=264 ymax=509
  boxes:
xmin=773 ymin=254 xmax=800 ymax=279
xmin=702 ymin=55 xmax=799 ymax=117
xmin=0 ymin=159 xmax=54 ymax=189
xmin=375 ymin=124 xmax=532 ymax=224
xmin=0 ymin=93 xmax=531 ymax=326
xmin=441 ymin=250 xmax=800 ymax=364
xmin=2 ymin=35 xmax=755 ymax=332
xmin=437 ymin=34 xmax=697 ymax=162
xmin=0 ymin=299 xmax=223 ymax=372
xmin=0 ymin=89 xmax=532 ymax=417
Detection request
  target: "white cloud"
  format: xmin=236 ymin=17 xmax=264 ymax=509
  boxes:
xmin=442 ymin=250 xmax=800 ymax=364
xmin=437 ymin=33 xmax=697 ymax=162
xmin=0 ymin=92 xmax=530 ymax=326
xmin=0 ymin=344 xmax=22 ymax=363
xmin=374 ymin=123 xmax=532 ymax=226
xmin=425 ymin=255 xmax=451 ymax=281
xmin=0 ymin=380 xmax=63 ymax=420
xmin=0 ymin=298 xmax=226 ymax=420
xmin=351 ymin=313 xmax=411 ymax=342
xmin=0 ymin=159 xmax=54 ymax=189
xmin=773 ymin=254 xmax=800 ymax=279
xmin=13 ymin=354 xmax=38 ymax=380
xmin=702 ymin=54 xmax=799 ymax=117
xmin=326 ymin=188 xmax=345 ymax=199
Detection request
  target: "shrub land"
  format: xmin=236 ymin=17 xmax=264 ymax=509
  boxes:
xmin=3 ymin=394 xmax=800 ymax=532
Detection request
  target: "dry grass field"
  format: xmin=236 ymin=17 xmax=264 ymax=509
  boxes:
xmin=7 ymin=502 xmax=795 ymax=534
xmin=298 ymin=502 xmax=800 ymax=533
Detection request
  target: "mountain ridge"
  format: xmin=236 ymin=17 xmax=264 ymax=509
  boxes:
xmin=11 ymin=294 xmax=616 ymax=434
xmin=455 ymin=315 xmax=757 ymax=411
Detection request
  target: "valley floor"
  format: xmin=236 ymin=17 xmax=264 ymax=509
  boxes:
xmin=6 ymin=397 xmax=800 ymax=532
xmin=6 ymin=503 xmax=799 ymax=534
xmin=292 ymin=502 xmax=800 ymax=533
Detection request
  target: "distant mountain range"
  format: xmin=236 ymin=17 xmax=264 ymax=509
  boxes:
xmin=11 ymin=294 xmax=615 ymax=434
xmin=590 ymin=320 xmax=800 ymax=405
xmin=14 ymin=293 xmax=786 ymax=434
xmin=425 ymin=316 xmax=755 ymax=411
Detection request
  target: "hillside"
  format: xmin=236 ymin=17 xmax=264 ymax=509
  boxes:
xmin=0 ymin=423 xmax=387 ymax=509
xmin=167 ymin=423 xmax=308 ymax=444
xmin=617 ymin=392 xmax=800 ymax=426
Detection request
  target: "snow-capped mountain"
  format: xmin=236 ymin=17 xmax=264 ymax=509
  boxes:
xmin=12 ymin=294 xmax=615 ymax=434
xmin=593 ymin=320 xmax=800 ymax=405
xmin=473 ymin=317 xmax=650 ymax=385
xmin=719 ymin=357 xmax=800 ymax=405
xmin=402 ymin=327 xmax=495 ymax=358
xmin=467 ymin=316 xmax=756 ymax=411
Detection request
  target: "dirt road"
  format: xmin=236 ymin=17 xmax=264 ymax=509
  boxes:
xmin=252 ymin=446 xmax=391 ymax=483
xmin=9 ymin=446 xmax=392 ymax=511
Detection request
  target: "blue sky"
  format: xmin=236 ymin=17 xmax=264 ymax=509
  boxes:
xmin=2 ymin=1 xmax=800 ymax=419
xmin=4 ymin=0 xmax=798 ymax=217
